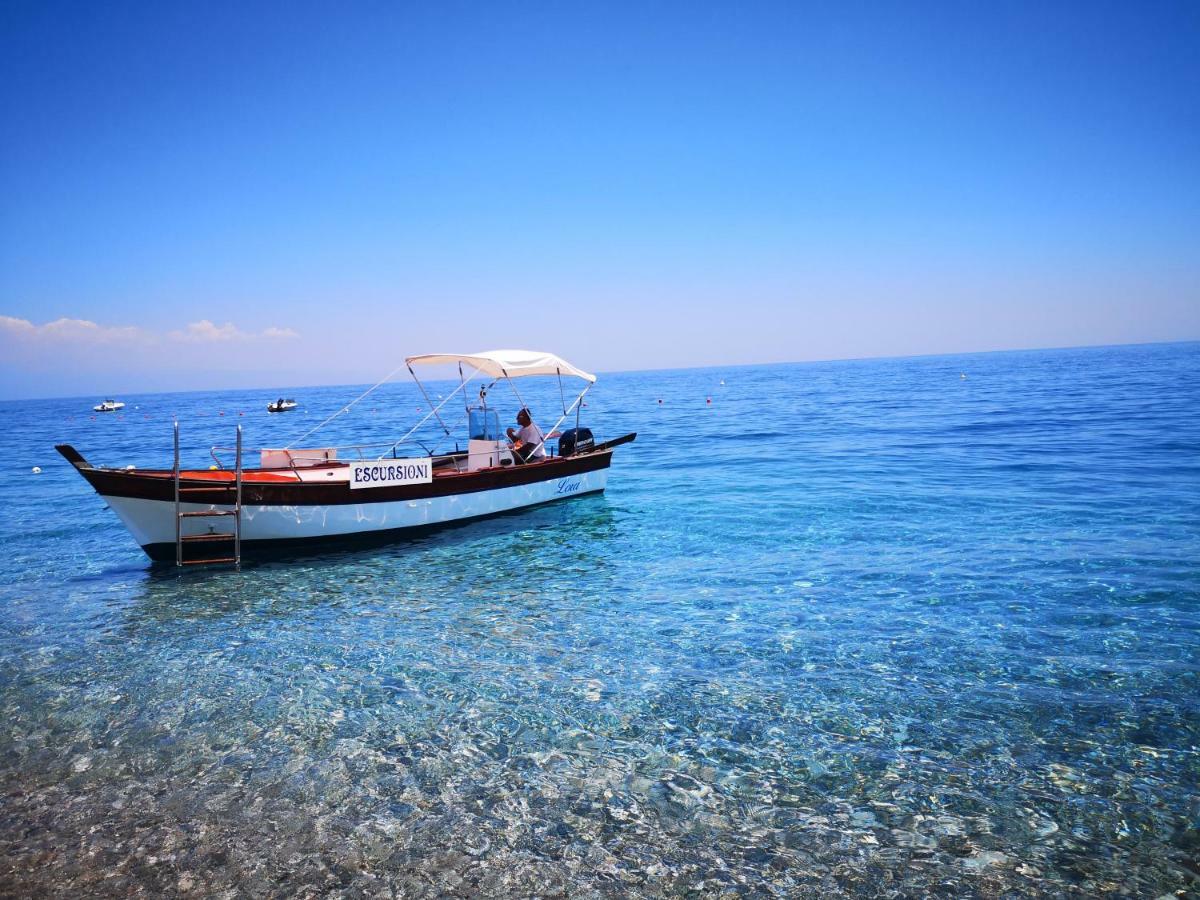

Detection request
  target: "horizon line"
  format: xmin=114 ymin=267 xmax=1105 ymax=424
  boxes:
xmin=2 ymin=337 xmax=1196 ymax=404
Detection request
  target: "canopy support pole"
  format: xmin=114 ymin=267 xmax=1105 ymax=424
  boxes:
xmin=459 ymin=363 xmax=470 ymax=417
xmin=409 ymin=364 xmax=452 ymax=437
xmin=532 ymin=383 xmax=591 ymax=458
xmin=286 ymin=362 xmax=408 ymax=449
xmin=381 ymin=372 xmax=473 ymax=459
xmin=502 ymin=370 xmax=531 ymax=420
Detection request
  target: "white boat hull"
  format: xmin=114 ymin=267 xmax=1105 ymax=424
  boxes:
xmin=105 ymin=467 xmax=609 ymax=551
xmin=56 ymin=430 xmax=636 ymax=562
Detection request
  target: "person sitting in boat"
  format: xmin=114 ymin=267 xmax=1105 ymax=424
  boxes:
xmin=507 ymin=408 xmax=546 ymax=462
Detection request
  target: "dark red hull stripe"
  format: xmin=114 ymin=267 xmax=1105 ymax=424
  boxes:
xmin=78 ymin=451 xmax=613 ymax=507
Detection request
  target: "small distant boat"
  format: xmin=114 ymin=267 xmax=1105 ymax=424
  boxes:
xmin=93 ymin=399 xmax=125 ymax=413
xmin=267 ymin=398 xmax=298 ymax=413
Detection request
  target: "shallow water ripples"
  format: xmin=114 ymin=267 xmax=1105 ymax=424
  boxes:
xmin=2 ymin=344 xmax=1200 ymax=896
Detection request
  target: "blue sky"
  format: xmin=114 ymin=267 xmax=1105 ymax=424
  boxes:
xmin=2 ymin=1 xmax=1197 ymax=399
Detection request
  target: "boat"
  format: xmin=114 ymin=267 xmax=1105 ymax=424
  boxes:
xmin=93 ymin=399 xmax=125 ymax=412
xmin=267 ymin=398 xmax=298 ymax=413
xmin=56 ymin=350 xmax=636 ymax=564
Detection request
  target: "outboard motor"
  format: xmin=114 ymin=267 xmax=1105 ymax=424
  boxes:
xmin=558 ymin=427 xmax=594 ymax=457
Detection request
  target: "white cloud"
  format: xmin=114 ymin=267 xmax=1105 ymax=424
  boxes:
xmin=1 ymin=315 xmax=145 ymax=343
xmin=0 ymin=315 xmax=36 ymax=337
xmin=169 ymin=320 xmax=249 ymax=342
xmin=3 ymin=314 xmax=301 ymax=346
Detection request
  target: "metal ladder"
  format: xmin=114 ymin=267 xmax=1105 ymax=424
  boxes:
xmin=174 ymin=421 xmax=242 ymax=567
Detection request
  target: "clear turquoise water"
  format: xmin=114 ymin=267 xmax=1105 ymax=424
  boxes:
xmin=1 ymin=343 xmax=1198 ymax=897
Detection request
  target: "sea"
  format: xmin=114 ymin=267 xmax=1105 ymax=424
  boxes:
xmin=1 ymin=342 xmax=1197 ymax=897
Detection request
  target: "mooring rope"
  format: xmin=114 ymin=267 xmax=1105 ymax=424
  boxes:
xmin=284 ymin=363 xmax=409 ymax=449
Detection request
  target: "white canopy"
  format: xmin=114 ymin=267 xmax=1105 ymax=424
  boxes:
xmin=406 ymin=349 xmax=596 ymax=383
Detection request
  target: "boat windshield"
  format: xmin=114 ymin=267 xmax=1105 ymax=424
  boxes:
xmin=469 ymin=408 xmax=502 ymax=440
